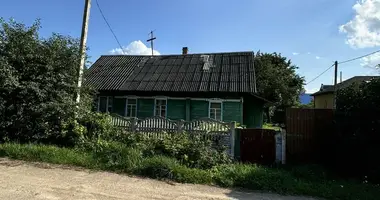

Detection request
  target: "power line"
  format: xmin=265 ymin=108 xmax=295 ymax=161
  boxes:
xmin=338 ymin=49 xmax=380 ymax=64
xmin=305 ymin=64 xmax=335 ymax=85
xmin=95 ymin=0 xmax=126 ymax=54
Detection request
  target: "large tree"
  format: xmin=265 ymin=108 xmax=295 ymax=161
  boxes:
xmin=254 ymin=52 xmax=305 ymax=119
xmin=0 ymin=19 xmax=88 ymax=144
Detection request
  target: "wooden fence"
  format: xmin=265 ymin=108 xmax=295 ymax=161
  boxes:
xmin=239 ymin=129 xmax=277 ymax=164
xmin=110 ymin=114 xmax=235 ymax=156
xmin=285 ymin=108 xmax=334 ymax=163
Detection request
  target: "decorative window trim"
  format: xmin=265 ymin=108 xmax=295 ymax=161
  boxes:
xmin=125 ymin=98 xmax=138 ymax=117
xmin=209 ymin=101 xmax=223 ymax=121
xmin=97 ymin=96 xmax=113 ymax=113
xmin=154 ymin=98 xmax=167 ymax=118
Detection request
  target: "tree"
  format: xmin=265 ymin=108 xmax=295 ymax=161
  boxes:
xmin=254 ymin=52 xmax=305 ymax=121
xmin=0 ymin=19 xmax=90 ymax=144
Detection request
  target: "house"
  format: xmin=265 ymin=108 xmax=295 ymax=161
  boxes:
xmin=84 ymin=48 xmax=267 ymax=128
xmin=311 ymin=76 xmax=379 ymax=109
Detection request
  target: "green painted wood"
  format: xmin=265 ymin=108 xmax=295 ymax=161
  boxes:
xmin=137 ymin=99 xmax=154 ymax=118
xmin=113 ymin=98 xmax=126 ymax=116
xmin=190 ymin=100 xmax=208 ymax=120
xmin=185 ymin=99 xmax=191 ymax=121
xmin=222 ymin=102 xmax=242 ymax=123
xmin=243 ymin=96 xmax=264 ymax=128
xmin=167 ymin=99 xmax=186 ymax=120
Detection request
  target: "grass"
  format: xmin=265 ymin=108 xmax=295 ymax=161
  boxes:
xmin=262 ymin=123 xmax=281 ymax=131
xmin=0 ymin=143 xmax=379 ymax=200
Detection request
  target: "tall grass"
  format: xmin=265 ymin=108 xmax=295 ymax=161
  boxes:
xmin=0 ymin=143 xmax=379 ymax=200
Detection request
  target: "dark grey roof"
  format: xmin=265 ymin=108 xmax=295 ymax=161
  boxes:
xmin=311 ymin=76 xmax=380 ymax=96
xmin=84 ymin=51 xmax=257 ymax=93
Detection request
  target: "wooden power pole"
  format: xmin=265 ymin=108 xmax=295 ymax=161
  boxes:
xmin=76 ymin=0 xmax=92 ymax=103
xmin=147 ymin=31 xmax=156 ymax=56
xmin=333 ymin=61 xmax=338 ymax=109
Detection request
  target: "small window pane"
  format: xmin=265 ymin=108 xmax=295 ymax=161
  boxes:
xmin=128 ymin=99 xmax=137 ymax=104
xmin=107 ymin=97 xmax=113 ymax=112
xmin=126 ymin=99 xmax=137 ymax=117
xmin=209 ymin=102 xmax=222 ymax=121
xmin=155 ymin=99 xmax=167 ymax=117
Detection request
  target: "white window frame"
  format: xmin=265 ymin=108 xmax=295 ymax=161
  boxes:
xmin=154 ymin=98 xmax=167 ymax=118
xmin=125 ymin=98 xmax=138 ymax=117
xmin=97 ymin=96 xmax=113 ymax=113
xmin=209 ymin=100 xmax=223 ymax=121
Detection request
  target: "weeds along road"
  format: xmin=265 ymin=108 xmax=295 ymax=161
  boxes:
xmin=0 ymin=158 xmax=318 ymax=200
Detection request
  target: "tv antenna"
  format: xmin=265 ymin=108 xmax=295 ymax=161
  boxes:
xmin=147 ymin=30 xmax=157 ymax=56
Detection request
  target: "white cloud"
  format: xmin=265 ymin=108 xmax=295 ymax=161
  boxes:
xmin=307 ymin=52 xmax=311 ymax=55
xmin=360 ymin=52 xmax=380 ymax=69
xmin=292 ymin=52 xmax=299 ymax=55
xmin=109 ymin=40 xmax=161 ymax=55
xmin=305 ymin=87 xmax=319 ymax=93
xmin=315 ymin=56 xmax=321 ymax=59
xmin=339 ymin=0 xmax=380 ymax=48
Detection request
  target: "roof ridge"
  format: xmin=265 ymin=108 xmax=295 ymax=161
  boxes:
xmin=101 ymin=51 xmax=254 ymax=57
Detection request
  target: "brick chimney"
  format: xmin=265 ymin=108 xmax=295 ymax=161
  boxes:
xmin=182 ymin=47 xmax=188 ymax=55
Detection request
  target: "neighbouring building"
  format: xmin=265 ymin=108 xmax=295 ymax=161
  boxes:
xmin=84 ymin=49 xmax=268 ymax=128
xmin=311 ymin=76 xmax=379 ymax=109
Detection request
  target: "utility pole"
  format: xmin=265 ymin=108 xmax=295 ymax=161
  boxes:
xmin=333 ymin=61 xmax=338 ymax=109
xmin=340 ymin=71 xmax=342 ymax=83
xmin=147 ymin=30 xmax=156 ymax=56
xmin=76 ymin=0 xmax=92 ymax=103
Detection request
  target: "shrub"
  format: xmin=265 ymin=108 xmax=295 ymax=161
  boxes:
xmin=91 ymin=141 xmax=144 ymax=173
xmin=139 ymin=156 xmax=179 ymax=179
xmin=140 ymin=133 xmax=232 ymax=169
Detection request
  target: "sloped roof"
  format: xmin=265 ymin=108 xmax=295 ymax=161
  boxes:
xmin=84 ymin=51 xmax=257 ymax=93
xmin=311 ymin=76 xmax=380 ymax=96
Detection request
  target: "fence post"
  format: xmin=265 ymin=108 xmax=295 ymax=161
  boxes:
xmin=230 ymin=121 xmax=236 ymax=159
xmin=131 ymin=117 xmax=137 ymax=132
xmin=177 ymin=120 xmax=184 ymax=133
xmin=281 ymin=128 xmax=286 ymax=164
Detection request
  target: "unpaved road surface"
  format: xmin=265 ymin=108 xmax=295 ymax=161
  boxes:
xmin=0 ymin=158 xmax=318 ymax=200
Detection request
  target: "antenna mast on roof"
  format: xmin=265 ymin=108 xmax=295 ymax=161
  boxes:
xmin=147 ymin=30 xmax=157 ymax=56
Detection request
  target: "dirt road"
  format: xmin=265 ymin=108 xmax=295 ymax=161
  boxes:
xmin=0 ymin=158 xmax=317 ymax=200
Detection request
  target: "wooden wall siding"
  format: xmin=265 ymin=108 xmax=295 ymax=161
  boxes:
xmin=243 ymin=96 xmax=264 ymax=128
xmin=113 ymin=98 xmax=126 ymax=116
xmin=137 ymin=99 xmax=154 ymax=118
xmin=106 ymin=97 xmax=245 ymax=123
xmin=222 ymin=101 xmax=242 ymax=123
xmin=190 ymin=100 xmax=209 ymax=120
xmin=167 ymin=99 xmax=186 ymax=120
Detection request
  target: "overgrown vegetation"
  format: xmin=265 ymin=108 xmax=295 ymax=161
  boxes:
xmin=329 ymin=78 xmax=380 ymax=182
xmin=1 ymin=143 xmax=380 ymax=200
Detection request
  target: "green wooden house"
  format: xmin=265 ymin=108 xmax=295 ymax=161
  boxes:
xmin=84 ymin=50 xmax=267 ymax=128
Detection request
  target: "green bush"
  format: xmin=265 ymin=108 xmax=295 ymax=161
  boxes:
xmin=139 ymin=155 xmax=179 ymax=179
xmin=138 ymin=133 xmax=232 ymax=169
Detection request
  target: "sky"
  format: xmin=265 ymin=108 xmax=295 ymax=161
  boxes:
xmin=1 ymin=0 xmax=380 ymax=93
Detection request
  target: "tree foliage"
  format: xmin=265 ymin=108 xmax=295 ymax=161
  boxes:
xmin=254 ymin=52 xmax=305 ymax=109
xmin=333 ymin=78 xmax=380 ymax=181
xmin=0 ymin=19 xmax=92 ymax=144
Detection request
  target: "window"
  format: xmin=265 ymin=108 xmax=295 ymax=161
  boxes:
xmin=126 ymin=99 xmax=137 ymax=117
xmin=107 ymin=97 xmax=113 ymax=112
xmin=155 ymin=99 xmax=167 ymax=117
xmin=209 ymin=102 xmax=222 ymax=121
xmin=98 ymin=96 xmax=113 ymax=113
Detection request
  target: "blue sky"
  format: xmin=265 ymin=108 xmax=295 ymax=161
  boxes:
xmin=1 ymin=0 xmax=380 ymax=93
